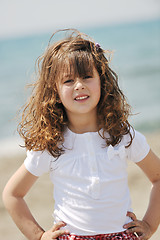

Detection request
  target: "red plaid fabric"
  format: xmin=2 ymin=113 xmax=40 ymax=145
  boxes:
xmin=58 ymin=231 xmax=139 ymax=240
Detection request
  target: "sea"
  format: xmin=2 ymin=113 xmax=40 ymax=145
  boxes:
xmin=0 ymin=19 xmax=160 ymax=155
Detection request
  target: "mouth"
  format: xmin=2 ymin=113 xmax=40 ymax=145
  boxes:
xmin=74 ymin=95 xmax=89 ymax=101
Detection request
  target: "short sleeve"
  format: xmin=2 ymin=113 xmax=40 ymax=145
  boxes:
xmin=24 ymin=150 xmax=52 ymax=176
xmin=126 ymin=130 xmax=150 ymax=163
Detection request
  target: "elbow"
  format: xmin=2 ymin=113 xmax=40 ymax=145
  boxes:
xmin=2 ymin=185 xmax=12 ymax=210
xmin=2 ymin=184 xmax=20 ymax=211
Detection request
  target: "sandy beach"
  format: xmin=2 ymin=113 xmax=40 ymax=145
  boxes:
xmin=0 ymin=130 xmax=160 ymax=240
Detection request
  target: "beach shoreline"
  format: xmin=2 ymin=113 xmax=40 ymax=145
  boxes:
xmin=0 ymin=130 xmax=160 ymax=239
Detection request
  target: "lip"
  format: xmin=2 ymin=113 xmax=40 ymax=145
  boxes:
xmin=74 ymin=94 xmax=89 ymax=101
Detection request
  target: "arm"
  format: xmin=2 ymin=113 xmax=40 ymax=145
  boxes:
xmin=2 ymin=164 xmax=45 ymax=240
xmin=2 ymin=164 xmax=69 ymax=240
xmin=138 ymin=150 xmax=160 ymax=233
xmin=124 ymin=150 xmax=160 ymax=239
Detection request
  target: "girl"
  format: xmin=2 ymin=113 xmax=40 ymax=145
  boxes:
xmin=2 ymin=29 xmax=160 ymax=240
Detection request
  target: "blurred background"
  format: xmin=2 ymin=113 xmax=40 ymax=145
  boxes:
xmin=0 ymin=0 xmax=160 ymax=239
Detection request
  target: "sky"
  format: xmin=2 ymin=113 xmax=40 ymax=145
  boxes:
xmin=0 ymin=0 xmax=160 ymax=39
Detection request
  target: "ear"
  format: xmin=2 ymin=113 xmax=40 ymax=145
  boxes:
xmin=56 ymin=93 xmax=62 ymax=103
xmin=55 ymin=83 xmax=62 ymax=103
xmin=56 ymin=98 xmax=62 ymax=103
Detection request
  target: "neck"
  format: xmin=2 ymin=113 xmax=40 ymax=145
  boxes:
xmin=67 ymin=112 xmax=99 ymax=134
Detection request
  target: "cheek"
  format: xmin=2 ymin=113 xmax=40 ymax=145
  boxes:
xmin=59 ymin=87 xmax=72 ymax=104
xmin=92 ymin=81 xmax=101 ymax=100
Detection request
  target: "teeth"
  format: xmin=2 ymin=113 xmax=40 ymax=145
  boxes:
xmin=76 ymin=96 xmax=88 ymax=100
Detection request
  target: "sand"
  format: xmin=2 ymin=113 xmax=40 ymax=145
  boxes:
xmin=0 ymin=130 xmax=160 ymax=240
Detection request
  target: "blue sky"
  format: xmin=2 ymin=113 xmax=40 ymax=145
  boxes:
xmin=0 ymin=0 xmax=160 ymax=39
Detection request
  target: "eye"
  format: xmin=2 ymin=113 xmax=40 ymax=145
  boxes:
xmin=63 ymin=79 xmax=74 ymax=84
xmin=83 ymin=75 xmax=92 ymax=79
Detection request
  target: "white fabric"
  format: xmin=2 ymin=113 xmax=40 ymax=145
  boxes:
xmin=24 ymin=128 xmax=150 ymax=235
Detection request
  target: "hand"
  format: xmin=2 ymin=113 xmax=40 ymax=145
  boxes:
xmin=123 ymin=211 xmax=152 ymax=240
xmin=40 ymin=221 xmax=70 ymax=240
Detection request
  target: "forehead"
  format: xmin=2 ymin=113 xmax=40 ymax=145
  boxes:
xmin=57 ymin=50 xmax=95 ymax=81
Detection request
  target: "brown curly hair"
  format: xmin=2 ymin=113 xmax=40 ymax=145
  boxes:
xmin=18 ymin=29 xmax=133 ymax=158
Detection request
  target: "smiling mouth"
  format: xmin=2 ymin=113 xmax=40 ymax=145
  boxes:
xmin=75 ymin=96 xmax=89 ymax=101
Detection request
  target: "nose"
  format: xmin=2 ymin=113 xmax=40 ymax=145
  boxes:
xmin=74 ymin=79 xmax=85 ymax=91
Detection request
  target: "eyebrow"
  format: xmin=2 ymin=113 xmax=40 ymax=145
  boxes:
xmin=63 ymin=74 xmax=72 ymax=78
xmin=62 ymin=74 xmax=73 ymax=80
xmin=61 ymin=69 xmax=94 ymax=80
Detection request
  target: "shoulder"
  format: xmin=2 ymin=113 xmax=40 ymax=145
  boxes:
xmin=122 ymin=128 xmax=150 ymax=163
xmin=24 ymin=150 xmax=54 ymax=176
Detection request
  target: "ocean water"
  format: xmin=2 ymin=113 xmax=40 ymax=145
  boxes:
xmin=0 ymin=19 xmax=160 ymax=142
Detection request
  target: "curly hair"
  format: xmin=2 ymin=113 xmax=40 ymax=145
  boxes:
xmin=18 ymin=29 xmax=133 ymax=158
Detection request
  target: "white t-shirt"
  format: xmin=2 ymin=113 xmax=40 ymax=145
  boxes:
xmin=24 ymin=128 xmax=150 ymax=235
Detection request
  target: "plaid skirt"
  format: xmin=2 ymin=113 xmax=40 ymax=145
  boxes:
xmin=58 ymin=231 xmax=139 ymax=240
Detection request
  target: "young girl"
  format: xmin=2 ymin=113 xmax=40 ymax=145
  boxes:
xmin=3 ymin=29 xmax=160 ymax=240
